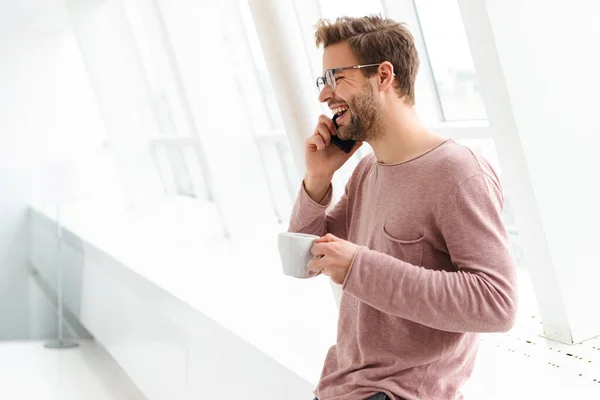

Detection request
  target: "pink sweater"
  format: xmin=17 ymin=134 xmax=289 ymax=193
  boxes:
xmin=289 ymin=140 xmax=517 ymax=400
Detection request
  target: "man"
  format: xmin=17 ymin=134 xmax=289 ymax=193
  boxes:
xmin=287 ymin=15 xmax=518 ymax=400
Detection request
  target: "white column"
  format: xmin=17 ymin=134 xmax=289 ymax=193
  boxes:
xmin=248 ymin=0 xmax=349 ymax=308
xmin=458 ymin=0 xmax=600 ymax=343
xmin=247 ymin=0 xmax=323 ymax=178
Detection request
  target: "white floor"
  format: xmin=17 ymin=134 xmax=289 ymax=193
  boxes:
xmin=462 ymin=268 xmax=600 ymax=399
xmin=0 ymin=339 xmax=145 ymax=400
xmin=2 ymin=279 xmax=599 ymax=400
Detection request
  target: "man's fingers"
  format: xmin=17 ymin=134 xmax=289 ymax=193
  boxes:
xmin=315 ymin=124 xmax=332 ymax=146
xmin=311 ymin=242 xmax=327 ymax=256
xmin=308 ymin=257 xmax=325 ymax=273
xmin=307 ymin=115 xmax=336 ymax=151
xmin=316 ymin=233 xmax=338 ymax=243
xmin=307 ymin=122 xmax=334 ymax=150
xmin=318 ymin=114 xmax=336 ymax=134
xmin=307 ymin=134 xmax=326 ymax=151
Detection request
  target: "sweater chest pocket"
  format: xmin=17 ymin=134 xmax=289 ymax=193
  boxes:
xmin=381 ymin=218 xmax=425 ymax=266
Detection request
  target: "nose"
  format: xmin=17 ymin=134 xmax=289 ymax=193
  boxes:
xmin=318 ymin=85 xmax=332 ymax=103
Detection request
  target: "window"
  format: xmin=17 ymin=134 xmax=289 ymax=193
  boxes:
xmin=413 ymin=0 xmax=487 ymax=121
xmin=149 ymin=0 xmax=299 ymax=234
xmin=237 ymin=0 xmax=285 ymax=132
xmin=318 ymin=0 xmax=383 ymax=20
xmin=235 ymin=0 xmax=300 ymax=221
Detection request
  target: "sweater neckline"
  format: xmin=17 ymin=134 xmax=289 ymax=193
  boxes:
xmin=375 ymin=139 xmax=453 ymax=167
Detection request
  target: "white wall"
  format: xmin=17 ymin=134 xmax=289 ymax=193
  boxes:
xmin=459 ymin=0 xmax=600 ymax=343
xmin=0 ymin=0 xmax=112 ymax=339
xmin=491 ymin=0 xmax=600 ymax=343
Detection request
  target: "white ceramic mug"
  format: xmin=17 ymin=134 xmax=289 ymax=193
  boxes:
xmin=277 ymin=232 xmax=320 ymax=278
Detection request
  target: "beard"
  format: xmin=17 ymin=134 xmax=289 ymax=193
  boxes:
xmin=337 ymin=83 xmax=385 ymax=142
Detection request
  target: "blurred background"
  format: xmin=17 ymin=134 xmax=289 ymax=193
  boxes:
xmin=1 ymin=0 xmax=599 ymax=399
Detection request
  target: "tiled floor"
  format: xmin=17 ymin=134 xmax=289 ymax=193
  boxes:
xmin=0 ymin=339 xmax=145 ymax=400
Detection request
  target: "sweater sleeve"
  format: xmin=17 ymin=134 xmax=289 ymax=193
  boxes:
xmin=288 ymin=154 xmax=374 ymax=239
xmin=342 ymin=172 xmax=518 ymax=333
xmin=287 ymin=179 xmax=348 ymax=240
xmin=285 ymin=182 xmax=348 ymax=279
xmin=287 ymin=162 xmax=361 ymax=279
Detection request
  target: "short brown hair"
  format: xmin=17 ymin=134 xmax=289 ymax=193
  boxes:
xmin=315 ymin=15 xmax=419 ymax=104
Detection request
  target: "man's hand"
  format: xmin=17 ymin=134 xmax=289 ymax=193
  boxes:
xmin=309 ymin=234 xmax=362 ymax=285
xmin=305 ymin=114 xmax=363 ymax=179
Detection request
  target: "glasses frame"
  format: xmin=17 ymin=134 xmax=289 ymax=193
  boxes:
xmin=316 ymin=63 xmax=383 ymax=92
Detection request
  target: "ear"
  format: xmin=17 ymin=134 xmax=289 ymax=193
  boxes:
xmin=377 ymin=61 xmax=396 ymax=91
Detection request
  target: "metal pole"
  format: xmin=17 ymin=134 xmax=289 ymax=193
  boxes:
xmin=45 ymin=202 xmax=78 ymax=349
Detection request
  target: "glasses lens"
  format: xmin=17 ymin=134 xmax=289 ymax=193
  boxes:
xmin=326 ymin=70 xmax=336 ymax=90
xmin=316 ymin=77 xmax=325 ymax=91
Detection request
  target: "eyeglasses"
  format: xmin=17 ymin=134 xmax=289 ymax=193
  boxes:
xmin=316 ymin=63 xmax=383 ymax=92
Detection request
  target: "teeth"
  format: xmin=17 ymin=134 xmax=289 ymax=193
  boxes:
xmin=333 ymin=106 xmax=349 ymax=115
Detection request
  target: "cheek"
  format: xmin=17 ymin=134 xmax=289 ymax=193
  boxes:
xmin=334 ymin=89 xmax=351 ymax=104
xmin=335 ymin=84 xmax=357 ymax=101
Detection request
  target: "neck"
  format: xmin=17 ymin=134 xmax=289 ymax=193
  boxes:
xmin=368 ymin=102 xmax=446 ymax=164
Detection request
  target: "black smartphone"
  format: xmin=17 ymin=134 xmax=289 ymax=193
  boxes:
xmin=330 ymin=114 xmax=356 ymax=153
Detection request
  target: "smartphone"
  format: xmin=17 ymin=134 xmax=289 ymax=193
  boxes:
xmin=330 ymin=114 xmax=356 ymax=153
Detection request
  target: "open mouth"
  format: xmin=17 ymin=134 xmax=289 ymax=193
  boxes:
xmin=333 ymin=105 xmax=349 ymax=125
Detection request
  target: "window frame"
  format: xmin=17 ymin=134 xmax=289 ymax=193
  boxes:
xmin=381 ymin=0 xmax=492 ymax=140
